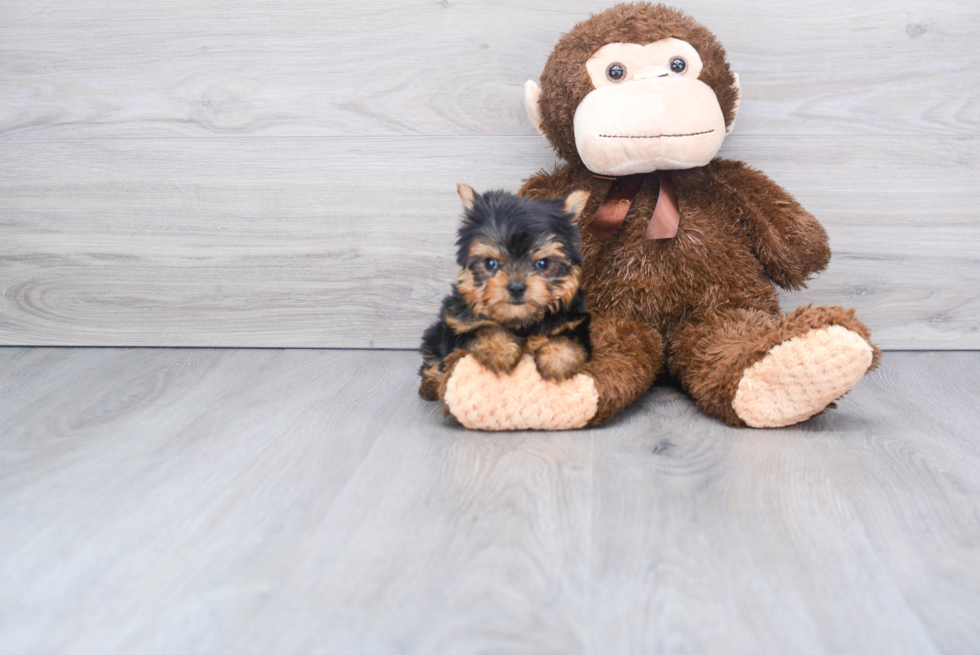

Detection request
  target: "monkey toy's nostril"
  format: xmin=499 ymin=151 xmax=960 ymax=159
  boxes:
xmin=633 ymin=65 xmax=672 ymax=81
xmin=507 ymin=280 xmax=527 ymax=297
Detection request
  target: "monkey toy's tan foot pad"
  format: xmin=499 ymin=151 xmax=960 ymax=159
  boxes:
xmin=732 ymin=325 xmax=874 ymax=428
xmin=443 ymin=354 xmax=598 ymax=431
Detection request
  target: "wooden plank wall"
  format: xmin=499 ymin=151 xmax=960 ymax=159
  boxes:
xmin=1 ymin=0 xmax=977 ymax=349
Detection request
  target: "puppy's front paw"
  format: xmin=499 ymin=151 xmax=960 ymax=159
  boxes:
xmin=533 ymin=337 xmax=588 ymax=382
xmin=471 ymin=328 xmax=523 ymax=375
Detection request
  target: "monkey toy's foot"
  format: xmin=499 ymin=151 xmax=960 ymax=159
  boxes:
xmin=732 ymin=325 xmax=875 ymax=428
xmin=443 ymin=354 xmax=598 ymax=430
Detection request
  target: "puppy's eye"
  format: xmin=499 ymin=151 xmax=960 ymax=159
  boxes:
xmin=669 ymin=57 xmax=687 ymax=75
xmin=606 ymin=63 xmax=626 ymax=82
xmin=534 ymin=258 xmax=549 ymax=270
xmin=485 ymin=258 xmax=499 ymax=271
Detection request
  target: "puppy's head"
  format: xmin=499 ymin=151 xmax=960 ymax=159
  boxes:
xmin=454 ymin=184 xmax=589 ymax=327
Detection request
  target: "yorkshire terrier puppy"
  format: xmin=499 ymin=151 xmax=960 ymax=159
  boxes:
xmin=419 ymin=184 xmax=592 ymax=401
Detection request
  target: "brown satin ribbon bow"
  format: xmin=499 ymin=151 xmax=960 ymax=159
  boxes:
xmin=586 ymin=171 xmax=679 ymax=241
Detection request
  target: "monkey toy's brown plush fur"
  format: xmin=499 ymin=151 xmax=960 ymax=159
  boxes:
xmin=434 ymin=3 xmax=881 ymax=430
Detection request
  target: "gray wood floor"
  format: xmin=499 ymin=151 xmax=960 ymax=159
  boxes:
xmin=1 ymin=348 xmax=978 ymax=654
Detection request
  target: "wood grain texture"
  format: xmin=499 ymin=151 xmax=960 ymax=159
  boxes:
xmin=0 ymin=0 xmax=978 ymax=139
xmin=0 ymin=348 xmax=978 ymax=653
xmin=1 ymin=0 xmax=978 ymax=348
xmin=1 ymin=135 xmax=978 ymax=348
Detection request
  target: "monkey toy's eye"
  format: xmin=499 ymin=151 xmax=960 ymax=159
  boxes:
xmin=485 ymin=258 xmax=499 ymax=271
xmin=606 ymin=63 xmax=626 ymax=82
xmin=669 ymin=57 xmax=687 ymax=75
xmin=534 ymin=258 xmax=549 ymax=270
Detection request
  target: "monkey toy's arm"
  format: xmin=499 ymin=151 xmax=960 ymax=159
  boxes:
xmin=710 ymin=159 xmax=831 ymax=290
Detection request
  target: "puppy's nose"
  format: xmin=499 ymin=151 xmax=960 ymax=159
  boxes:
xmin=507 ymin=280 xmax=527 ymax=297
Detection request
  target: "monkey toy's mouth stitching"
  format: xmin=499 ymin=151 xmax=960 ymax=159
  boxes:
xmin=598 ymin=129 xmax=715 ymax=139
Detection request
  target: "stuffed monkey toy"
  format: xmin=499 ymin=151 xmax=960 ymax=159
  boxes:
xmin=433 ymin=3 xmax=881 ymax=430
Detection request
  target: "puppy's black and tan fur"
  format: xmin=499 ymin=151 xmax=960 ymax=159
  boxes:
xmin=419 ymin=185 xmax=592 ymax=401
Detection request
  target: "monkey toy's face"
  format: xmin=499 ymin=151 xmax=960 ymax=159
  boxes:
xmin=525 ymin=5 xmax=741 ymax=176
xmin=574 ymin=38 xmax=730 ymax=175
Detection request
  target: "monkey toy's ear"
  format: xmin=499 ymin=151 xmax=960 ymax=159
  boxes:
xmin=727 ymin=73 xmax=742 ymax=135
xmin=524 ymin=80 xmax=545 ymax=137
xmin=457 ymin=183 xmax=477 ymax=210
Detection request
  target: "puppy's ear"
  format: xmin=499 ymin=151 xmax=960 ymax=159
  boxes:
xmin=457 ymin=183 xmax=477 ymax=211
xmin=563 ymin=190 xmax=590 ymax=221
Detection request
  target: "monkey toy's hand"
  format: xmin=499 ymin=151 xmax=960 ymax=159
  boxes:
xmin=528 ymin=336 xmax=588 ymax=382
xmin=438 ymin=316 xmax=662 ymax=431
xmin=469 ymin=327 xmax=523 ymax=375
